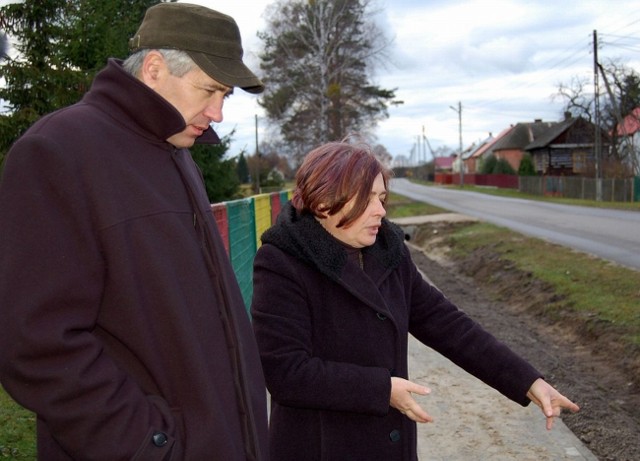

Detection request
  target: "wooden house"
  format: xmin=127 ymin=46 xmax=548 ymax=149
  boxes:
xmin=484 ymin=120 xmax=556 ymax=172
xmin=525 ymin=115 xmax=609 ymax=176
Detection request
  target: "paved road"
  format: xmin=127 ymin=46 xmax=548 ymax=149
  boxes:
xmin=391 ymin=178 xmax=640 ymax=271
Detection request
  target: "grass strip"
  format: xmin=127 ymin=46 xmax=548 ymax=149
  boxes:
xmin=0 ymin=384 xmax=36 ymax=459
xmin=387 ymin=191 xmax=640 ymax=350
xmin=448 ymin=222 xmax=640 ymax=347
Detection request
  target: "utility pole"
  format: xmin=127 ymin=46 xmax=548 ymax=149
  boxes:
xmin=593 ymin=30 xmax=602 ymax=201
xmin=450 ymin=101 xmax=464 ymax=186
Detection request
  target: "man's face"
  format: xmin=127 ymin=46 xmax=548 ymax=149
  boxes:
xmin=147 ymin=54 xmax=232 ymax=148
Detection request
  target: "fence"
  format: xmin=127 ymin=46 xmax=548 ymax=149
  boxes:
xmin=211 ymin=190 xmax=292 ymax=309
xmin=433 ymin=173 xmax=519 ymax=188
xmin=519 ymin=176 xmax=639 ymax=202
xmin=424 ymin=172 xmax=639 ymax=202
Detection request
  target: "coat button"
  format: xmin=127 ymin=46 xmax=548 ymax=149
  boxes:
xmin=376 ymin=313 xmax=387 ymax=320
xmin=389 ymin=429 xmax=401 ymax=442
xmin=152 ymin=432 xmax=168 ymax=447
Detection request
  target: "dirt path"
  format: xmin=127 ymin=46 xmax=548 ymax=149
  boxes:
xmin=398 ymin=217 xmax=640 ymax=461
xmin=409 ymin=335 xmax=596 ymax=461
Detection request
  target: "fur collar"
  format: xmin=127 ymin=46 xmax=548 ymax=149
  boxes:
xmin=261 ymin=201 xmax=405 ymax=282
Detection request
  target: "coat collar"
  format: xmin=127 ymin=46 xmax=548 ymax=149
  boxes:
xmin=262 ymin=201 xmax=406 ymax=285
xmin=83 ymin=59 xmax=220 ymax=146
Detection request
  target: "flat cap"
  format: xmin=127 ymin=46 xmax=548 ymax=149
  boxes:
xmin=130 ymin=3 xmax=264 ymax=93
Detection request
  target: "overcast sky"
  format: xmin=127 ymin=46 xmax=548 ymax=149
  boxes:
xmin=182 ymin=0 xmax=640 ymax=162
xmin=2 ymin=0 xmax=639 ymax=162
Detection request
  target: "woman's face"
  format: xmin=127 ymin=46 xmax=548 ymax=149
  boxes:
xmin=318 ymin=173 xmax=387 ymax=248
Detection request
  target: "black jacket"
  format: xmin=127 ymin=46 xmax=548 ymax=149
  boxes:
xmin=0 ymin=59 xmax=268 ymax=460
xmin=251 ymin=203 xmax=541 ymax=460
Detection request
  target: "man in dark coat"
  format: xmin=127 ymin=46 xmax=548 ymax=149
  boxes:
xmin=251 ymin=141 xmax=579 ymax=460
xmin=0 ymin=4 xmax=268 ymax=460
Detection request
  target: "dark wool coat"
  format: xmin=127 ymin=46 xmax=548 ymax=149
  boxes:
xmin=0 ymin=60 xmax=268 ymax=460
xmin=251 ymin=203 xmax=541 ymax=461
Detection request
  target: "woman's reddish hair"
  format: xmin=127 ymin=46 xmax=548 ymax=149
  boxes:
xmin=291 ymin=141 xmax=392 ymax=228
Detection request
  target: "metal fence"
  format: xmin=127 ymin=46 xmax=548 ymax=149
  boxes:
xmin=519 ymin=176 xmax=639 ymax=202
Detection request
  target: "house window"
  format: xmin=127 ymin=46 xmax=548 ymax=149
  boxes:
xmin=573 ymin=151 xmax=588 ymax=173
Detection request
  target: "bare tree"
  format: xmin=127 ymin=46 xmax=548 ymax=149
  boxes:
xmin=553 ymin=76 xmax=593 ymax=122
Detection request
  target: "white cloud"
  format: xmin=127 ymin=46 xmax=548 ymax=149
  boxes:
xmin=2 ymin=0 xmax=639 ymax=161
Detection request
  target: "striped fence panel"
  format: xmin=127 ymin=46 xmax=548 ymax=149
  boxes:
xmin=270 ymin=193 xmax=281 ymax=225
xmin=253 ymin=194 xmax=272 ymax=249
xmin=212 ymin=190 xmax=292 ymax=310
xmin=226 ymin=198 xmax=256 ymax=308
xmin=210 ymin=203 xmax=229 ymax=254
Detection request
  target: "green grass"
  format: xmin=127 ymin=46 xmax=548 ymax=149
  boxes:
xmin=386 ymin=192 xmax=446 ymax=217
xmin=0 ymin=385 xmax=36 ymax=459
xmin=447 ymin=222 xmax=640 ymax=344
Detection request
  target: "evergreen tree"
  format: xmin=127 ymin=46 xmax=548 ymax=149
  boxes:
xmin=0 ymin=0 xmax=240 ymax=199
xmin=0 ymin=0 xmax=171 ymax=163
xmin=258 ymin=0 xmax=402 ymax=163
xmin=236 ymin=152 xmax=250 ymax=183
xmin=479 ymin=155 xmax=497 ymax=175
xmin=190 ymin=135 xmax=241 ymax=203
xmin=493 ymin=158 xmax=516 ymax=175
xmin=518 ymin=153 xmax=536 ymax=176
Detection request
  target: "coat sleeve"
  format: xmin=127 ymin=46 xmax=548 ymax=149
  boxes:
xmin=404 ymin=250 xmax=542 ymax=406
xmin=251 ymin=244 xmax=392 ymax=416
xmin=0 ymin=134 xmax=179 ymax=460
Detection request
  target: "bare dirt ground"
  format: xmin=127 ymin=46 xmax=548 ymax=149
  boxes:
xmin=403 ymin=219 xmax=640 ymax=461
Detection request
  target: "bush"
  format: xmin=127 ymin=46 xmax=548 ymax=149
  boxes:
xmin=493 ymin=158 xmax=516 ymax=174
xmin=518 ymin=153 xmax=536 ymax=176
xmin=479 ymin=155 xmax=497 ymax=174
xmin=480 ymin=154 xmax=516 ymax=175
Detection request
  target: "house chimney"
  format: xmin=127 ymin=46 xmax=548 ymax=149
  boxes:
xmin=534 ymin=119 xmax=542 ymax=123
xmin=564 ymin=111 xmax=572 ymax=120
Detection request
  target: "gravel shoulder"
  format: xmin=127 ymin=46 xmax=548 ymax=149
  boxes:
xmin=396 ymin=215 xmax=640 ymax=461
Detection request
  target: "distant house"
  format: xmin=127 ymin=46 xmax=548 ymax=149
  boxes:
xmin=465 ymin=127 xmax=513 ymax=173
xmin=525 ymin=115 xmax=609 ymax=176
xmin=484 ymin=119 xmax=556 ymax=172
xmin=614 ymin=107 xmax=640 ymax=175
xmin=434 ymin=156 xmax=454 ymax=172
xmin=452 ymin=143 xmax=477 ymax=174
xmin=465 ymin=134 xmax=494 ymax=174
xmin=616 ymin=107 xmax=640 ymax=138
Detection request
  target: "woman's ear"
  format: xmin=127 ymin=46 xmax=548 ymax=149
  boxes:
xmin=315 ymin=203 xmax=329 ymax=219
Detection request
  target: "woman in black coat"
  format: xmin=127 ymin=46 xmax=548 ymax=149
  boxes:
xmin=251 ymin=141 xmax=579 ymax=461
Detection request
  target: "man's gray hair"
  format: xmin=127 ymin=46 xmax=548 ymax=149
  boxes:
xmin=122 ymin=49 xmax=197 ymax=77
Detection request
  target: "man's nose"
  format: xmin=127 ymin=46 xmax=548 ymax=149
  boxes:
xmin=204 ymin=97 xmax=224 ymax=123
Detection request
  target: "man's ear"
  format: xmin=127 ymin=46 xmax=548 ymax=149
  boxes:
xmin=139 ymin=50 xmax=166 ymax=89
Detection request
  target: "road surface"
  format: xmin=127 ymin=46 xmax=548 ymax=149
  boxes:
xmin=391 ymin=178 xmax=640 ymax=271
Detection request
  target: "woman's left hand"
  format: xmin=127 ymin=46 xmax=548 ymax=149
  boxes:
xmin=526 ymin=378 xmax=580 ymax=430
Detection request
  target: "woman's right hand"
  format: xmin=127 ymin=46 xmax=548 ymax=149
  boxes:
xmin=390 ymin=377 xmax=433 ymax=423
